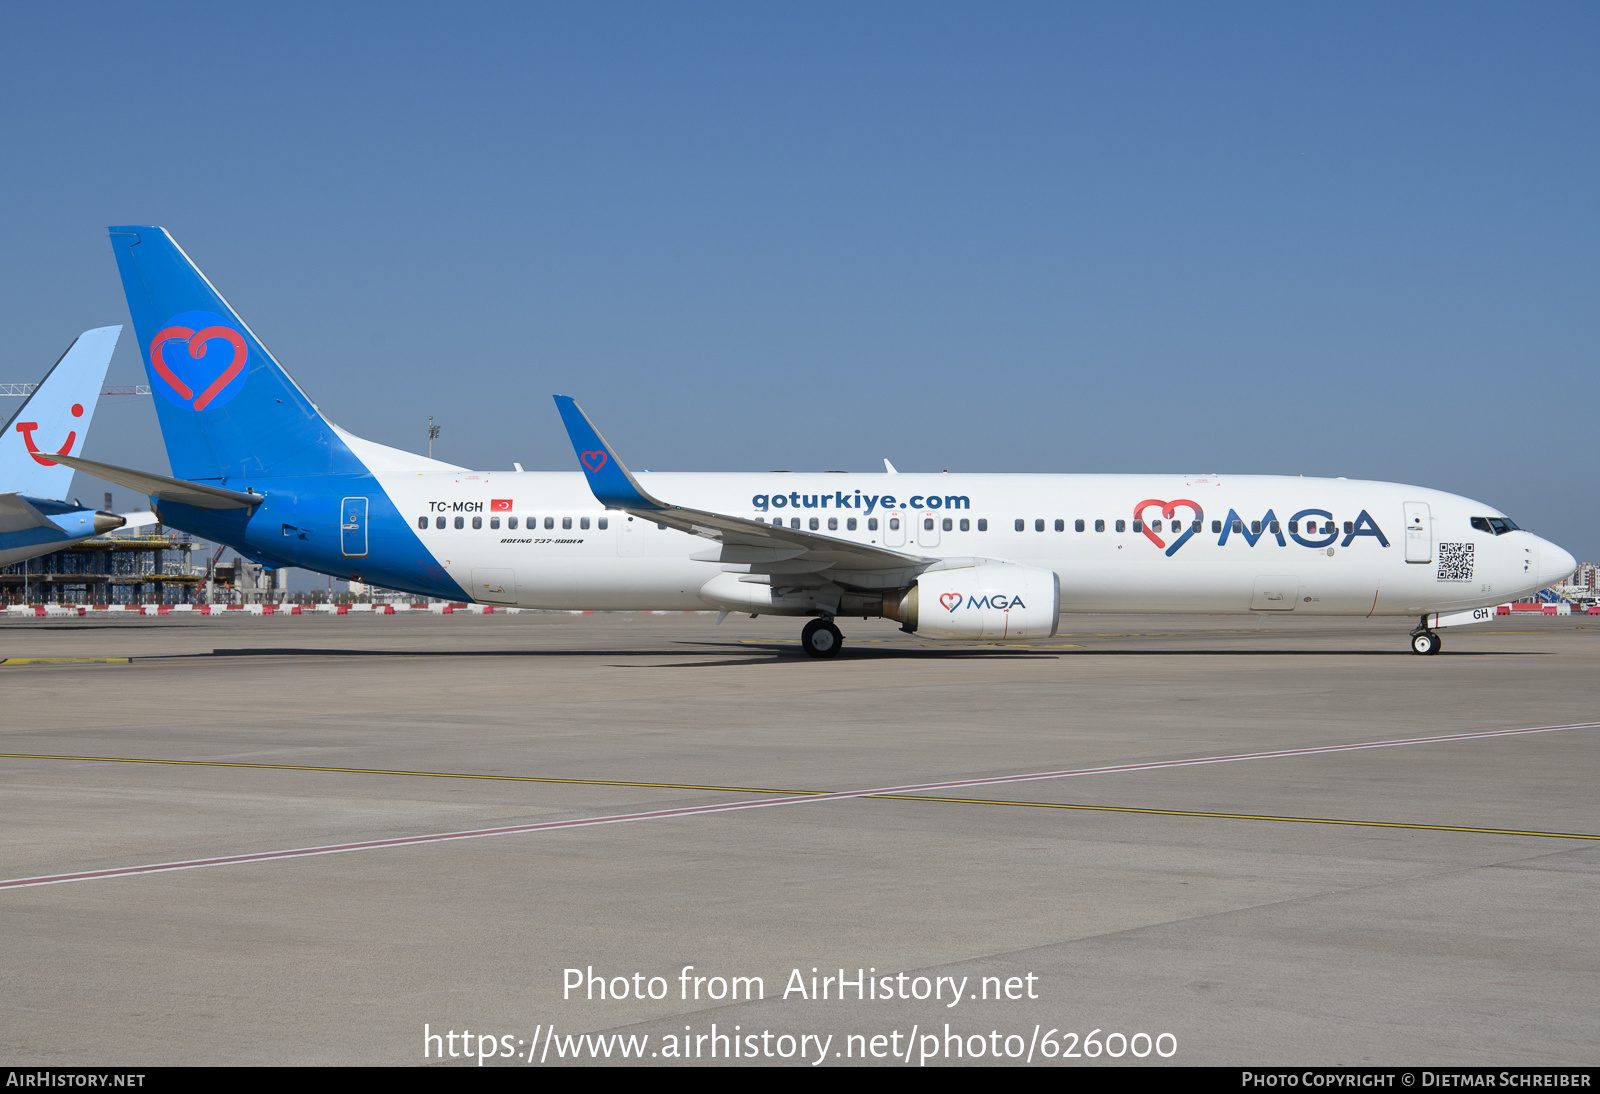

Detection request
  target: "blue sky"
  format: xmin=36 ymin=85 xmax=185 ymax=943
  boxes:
xmin=3 ymin=2 xmax=1596 ymax=560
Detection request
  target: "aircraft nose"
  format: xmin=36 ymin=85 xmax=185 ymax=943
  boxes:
xmin=1538 ymin=538 xmax=1577 ymax=588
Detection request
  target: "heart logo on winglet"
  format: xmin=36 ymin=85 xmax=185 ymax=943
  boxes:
xmin=940 ymin=592 xmax=963 ymax=612
xmin=581 ymin=451 xmax=608 ymax=472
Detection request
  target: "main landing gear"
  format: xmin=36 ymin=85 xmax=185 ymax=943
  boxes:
xmin=801 ymin=617 xmax=844 ymax=659
xmin=1410 ymin=627 xmax=1442 ymax=656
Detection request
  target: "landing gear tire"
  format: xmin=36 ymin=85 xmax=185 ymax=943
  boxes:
xmin=1411 ymin=631 xmax=1442 ymax=656
xmin=801 ymin=618 xmax=843 ymax=659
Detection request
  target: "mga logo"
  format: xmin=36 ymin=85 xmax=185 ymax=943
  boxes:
xmin=581 ymin=450 xmax=608 ymax=472
xmin=490 ymin=499 xmax=513 ymax=511
xmin=1134 ymin=499 xmax=1390 ymax=554
xmin=948 ymin=594 xmax=1026 ymax=610
xmin=14 ymin=402 xmax=83 ymax=466
xmin=148 ymin=311 xmax=249 ymax=412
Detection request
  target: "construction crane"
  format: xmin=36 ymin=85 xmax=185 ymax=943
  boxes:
xmin=0 ymin=384 xmax=152 ymax=396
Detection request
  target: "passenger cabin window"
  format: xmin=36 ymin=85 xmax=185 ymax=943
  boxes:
xmin=889 ymin=518 xmax=900 ymax=530
xmin=1095 ymin=519 xmax=1105 ymax=532
xmin=580 ymin=517 xmax=590 ymax=529
xmin=508 ymin=517 xmax=518 ymax=529
xmin=959 ymin=518 xmax=969 ymax=531
xmin=417 ymin=516 xmax=427 ymax=529
xmin=1132 ymin=519 xmax=1142 ymax=533
xmin=942 ymin=518 xmax=952 ymax=531
xmin=1151 ymin=520 xmax=1161 ymax=533
xmin=454 ymin=516 xmax=464 ymax=529
xmin=847 ymin=518 xmax=857 ymax=530
xmin=1212 ymin=520 xmax=1222 ymax=533
xmin=1231 ymin=520 xmax=1242 ymax=533
xmin=1288 ymin=520 xmax=1298 ymax=533
xmin=472 ymin=516 xmax=482 ymax=529
xmin=977 ymin=519 xmax=987 ymax=531
xmin=1054 ymin=519 xmax=1064 ymax=532
xmin=1251 ymin=521 xmax=1261 ymax=534
xmin=490 ymin=516 xmax=500 ymax=529
xmin=436 ymin=516 xmax=446 ymax=529
xmin=598 ymin=517 xmax=608 ymax=530
xmin=544 ymin=517 xmax=555 ymax=530
xmin=1269 ymin=520 xmax=1280 ymax=533
xmin=1075 ymin=519 xmax=1084 ymax=532
xmin=828 ymin=517 xmax=838 ymax=530
xmin=1014 ymin=519 xmax=1025 ymax=532
xmin=1115 ymin=520 xmax=1126 ymax=533
xmin=810 ymin=517 xmax=820 ymax=530
xmin=562 ymin=517 xmax=572 ymax=530
xmin=924 ymin=518 xmax=935 ymax=531
xmin=1343 ymin=521 xmax=1354 ymax=534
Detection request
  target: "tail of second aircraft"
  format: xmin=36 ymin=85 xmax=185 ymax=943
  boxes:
xmin=0 ymin=326 xmax=120 ymax=498
xmin=108 ymin=226 xmax=363 ymax=484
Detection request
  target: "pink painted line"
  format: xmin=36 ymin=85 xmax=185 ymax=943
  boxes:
xmin=4 ymin=720 xmax=1594 ymax=890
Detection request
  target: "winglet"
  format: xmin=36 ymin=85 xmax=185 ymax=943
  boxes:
xmin=552 ymin=396 xmax=667 ymax=511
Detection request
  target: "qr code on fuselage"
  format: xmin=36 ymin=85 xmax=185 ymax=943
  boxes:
xmin=1437 ymin=542 xmax=1474 ymax=581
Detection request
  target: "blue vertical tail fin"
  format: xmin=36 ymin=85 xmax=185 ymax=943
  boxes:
xmin=108 ymin=226 xmax=361 ymax=483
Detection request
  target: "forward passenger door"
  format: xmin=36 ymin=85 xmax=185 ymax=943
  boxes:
xmin=1403 ymin=502 xmax=1432 ymax=564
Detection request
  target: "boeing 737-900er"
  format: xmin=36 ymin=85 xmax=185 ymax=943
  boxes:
xmin=58 ymin=226 xmax=1577 ymax=657
xmin=0 ymin=326 xmax=132 ymax=567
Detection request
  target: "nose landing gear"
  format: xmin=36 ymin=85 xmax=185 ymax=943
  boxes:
xmin=801 ymin=618 xmax=844 ymax=659
xmin=1410 ymin=629 xmax=1442 ymax=655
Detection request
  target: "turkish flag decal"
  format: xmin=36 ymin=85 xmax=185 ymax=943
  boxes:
xmin=490 ymin=499 xmax=513 ymax=511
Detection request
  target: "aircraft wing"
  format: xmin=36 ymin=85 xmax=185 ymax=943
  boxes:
xmin=553 ymin=396 xmax=928 ymax=579
xmin=47 ymin=454 xmax=265 ymax=510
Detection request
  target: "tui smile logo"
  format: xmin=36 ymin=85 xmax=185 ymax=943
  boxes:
xmin=148 ymin=311 xmax=250 ymax=411
xmin=14 ymin=402 xmax=83 ymax=466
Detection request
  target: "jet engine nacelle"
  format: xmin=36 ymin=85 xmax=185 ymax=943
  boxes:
xmin=887 ymin=562 xmax=1060 ymax=640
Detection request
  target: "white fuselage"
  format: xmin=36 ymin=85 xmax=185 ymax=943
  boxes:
xmin=382 ymin=467 xmax=1568 ymax=616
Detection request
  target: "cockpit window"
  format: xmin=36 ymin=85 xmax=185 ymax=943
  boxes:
xmin=1470 ymin=516 xmax=1519 ymax=536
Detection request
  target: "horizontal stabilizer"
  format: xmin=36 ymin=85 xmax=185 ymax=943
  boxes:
xmin=0 ymin=493 xmax=56 ymax=535
xmin=48 ymin=454 xmax=265 ymax=510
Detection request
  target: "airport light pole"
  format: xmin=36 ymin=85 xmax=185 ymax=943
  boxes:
xmin=428 ymin=416 xmax=440 ymax=459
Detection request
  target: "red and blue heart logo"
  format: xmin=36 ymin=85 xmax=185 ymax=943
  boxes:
xmin=940 ymin=592 xmax=963 ymax=612
xmin=581 ymin=450 xmax=608 ymax=472
xmin=148 ymin=311 xmax=249 ymax=412
xmin=1133 ymin=498 xmax=1204 ymax=556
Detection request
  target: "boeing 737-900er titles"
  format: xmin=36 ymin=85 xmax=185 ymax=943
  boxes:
xmin=58 ymin=226 xmax=1576 ymax=657
xmin=0 ymin=326 xmax=132 ymax=567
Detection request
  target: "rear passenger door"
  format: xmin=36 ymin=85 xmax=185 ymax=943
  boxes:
xmin=340 ymin=497 xmax=368 ymax=557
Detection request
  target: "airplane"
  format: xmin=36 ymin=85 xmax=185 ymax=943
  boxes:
xmin=59 ymin=226 xmax=1578 ymax=658
xmin=0 ymin=326 xmax=129 ymax=568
